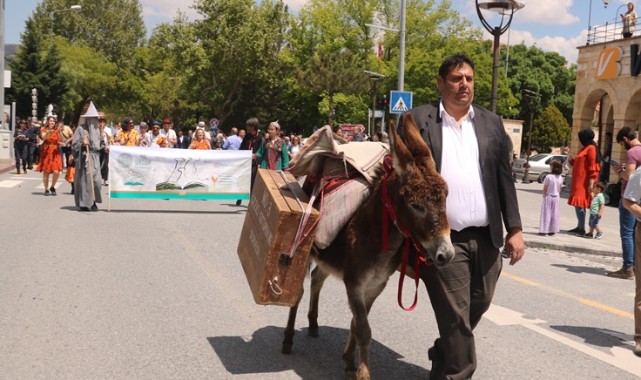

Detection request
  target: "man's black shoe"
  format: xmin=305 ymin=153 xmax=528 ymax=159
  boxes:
xmin=428 ymin=339 xmax=445 ymax=380
xmin=79 ymin=207 xmax=90 ymax=212
xmin=90 ymin=203 xmax=98 ymax=211
xmin=235 ymin=199 xmax=242 ymax=206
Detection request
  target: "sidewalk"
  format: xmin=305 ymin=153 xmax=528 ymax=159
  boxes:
xmin=0 ymin=158 xmax=623 ymax=258
xmin=514 ymin=180 xmax=621 ymax=258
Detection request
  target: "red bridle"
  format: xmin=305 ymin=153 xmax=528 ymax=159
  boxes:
xmin=380 ymin=155 xmax=431 ymax=311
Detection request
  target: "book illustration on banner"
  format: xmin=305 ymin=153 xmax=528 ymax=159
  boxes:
xmin=123 ymin=171 xmax=145 ymax=186
xmin=155 ymin=157 xmax=208 ymax=191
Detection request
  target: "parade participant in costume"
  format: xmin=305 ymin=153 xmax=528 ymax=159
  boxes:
xmin=36 ymin=116 xmax=64 ymax=196
xmin=256 ymin=121 xmax=289 ymax=170
xmin=399 ymin=53 xmax=524 ymax=379
xmin=71 ymin=102 xmax=103 ymax=211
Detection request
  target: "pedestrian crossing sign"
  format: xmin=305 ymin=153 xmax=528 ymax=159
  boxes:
xmin=389 ymin=90 xmax=413 ymax=114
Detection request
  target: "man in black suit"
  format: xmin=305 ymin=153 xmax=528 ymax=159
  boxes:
xmin=400 ymin=53 xmax=525 ymax=379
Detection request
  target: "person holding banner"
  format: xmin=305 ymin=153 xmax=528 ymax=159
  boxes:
xmin=72 ymin=102 xmax=104 ymax=211
xmin=188 ymin=128 xmax=212 ymax=150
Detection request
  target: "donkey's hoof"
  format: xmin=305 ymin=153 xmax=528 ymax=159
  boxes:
xmin=308 ymin=326 xmax=319 ymax=337
xmin=344 ymin=370 xmax=357 ymax=380
xmin=281 ymin=343 xmax=293 ymax=354
xmin=357 ymin=366 xmax=371 ymax=380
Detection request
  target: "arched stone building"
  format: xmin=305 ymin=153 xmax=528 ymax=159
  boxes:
xmin=574 ymin=36 xmax=641 ymax=184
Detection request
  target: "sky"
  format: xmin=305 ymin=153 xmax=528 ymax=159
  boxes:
xmin=2 ymin=0 xmax=633 ymax=65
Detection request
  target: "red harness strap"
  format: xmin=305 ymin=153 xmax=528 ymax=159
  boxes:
xmin=380 ymin=155 xmax=431 ymax=311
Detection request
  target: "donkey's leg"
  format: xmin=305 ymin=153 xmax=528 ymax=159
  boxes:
xmin=342 ymin=317 xmax=358 ymax=378
xmin=282 ymin=283 xmax=305 ymax=354
xmin=342 ymin=281 xmax=370 ymax=379
xmin=307 ymin=265 xmax=329 ymax=337
xmin=354 ymin=279 xmax=390 ymax=380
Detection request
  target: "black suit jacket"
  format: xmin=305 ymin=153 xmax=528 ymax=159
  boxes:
xmin=400 ymin=102 xmax=522 ymax=249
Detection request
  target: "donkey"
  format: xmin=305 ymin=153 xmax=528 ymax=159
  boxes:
xmin=282 ymin=113 xmax=455 ymax=380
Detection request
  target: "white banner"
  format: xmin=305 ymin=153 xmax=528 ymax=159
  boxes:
xmin=108 ymin=146 xmax=251 ymax=201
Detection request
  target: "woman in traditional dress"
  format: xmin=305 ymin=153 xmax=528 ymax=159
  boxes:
xmin=567 ymin=128 xmax=601 ymax=236
xmin=36 ymin=117 xmax=64 ymax=195
xmin=188 ymin=128 xmax=211 ymax=150
xmin=256 ymin=121 xmax=289 ymax=170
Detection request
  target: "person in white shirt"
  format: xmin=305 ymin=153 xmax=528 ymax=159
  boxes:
xmin=160 ymin=118 xmax=177 ymax=148
xmin=399 ymin=53 xmax=524 ymax=379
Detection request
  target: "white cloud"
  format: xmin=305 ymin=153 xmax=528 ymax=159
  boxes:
xmin=498 ymin=28 xmax=584 ymax=66
xmin=516 ymin=0 xmax=579 ymax=25
xmin=142 ymin=0 xmax=198 ymax=19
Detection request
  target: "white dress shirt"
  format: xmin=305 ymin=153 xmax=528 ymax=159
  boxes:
xmin=439 ymin=102 xmax=488 ymax=231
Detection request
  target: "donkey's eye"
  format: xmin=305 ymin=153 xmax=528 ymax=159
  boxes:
xmin=410 ymin=203 xmax=426 ymax=213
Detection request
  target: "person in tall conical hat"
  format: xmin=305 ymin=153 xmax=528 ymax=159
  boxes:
xmin=71 ymin=101 xmax=103 ymax=211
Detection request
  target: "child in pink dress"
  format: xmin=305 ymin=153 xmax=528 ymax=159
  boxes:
xmin=539 ymin=160 xmax=565 ymax=235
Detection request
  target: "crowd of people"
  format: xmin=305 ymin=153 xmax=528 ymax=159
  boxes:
xmin=12 ymin=114 xmax=388 ymax=205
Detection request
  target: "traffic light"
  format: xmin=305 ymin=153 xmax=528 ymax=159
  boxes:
xmin=377 ymin=95 xmax=388 ymax=110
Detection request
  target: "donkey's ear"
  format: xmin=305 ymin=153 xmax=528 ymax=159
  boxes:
xmin=388 ymin=116 xmax=413 ymax=174
xmin=400 ymin=112 xmax=432 ymax=160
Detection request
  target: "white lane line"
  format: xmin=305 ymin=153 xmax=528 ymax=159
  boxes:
xmin=484 ymin=304 xmax=641 ymax=376
xmin=0 ymin=180 xmax=23 ymax=188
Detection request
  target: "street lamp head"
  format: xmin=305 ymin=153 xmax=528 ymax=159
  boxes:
xmin=477 ymin=1 xmax=525 ymax=13
xmin=603 ymin=0 xmax=611 ymax=7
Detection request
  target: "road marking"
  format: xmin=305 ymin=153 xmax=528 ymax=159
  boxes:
xmin=485 ymin=304 xmax=641 ymax=376
xmin=502 ymin=272 xmax=633 ymax=320
xmin=0 ymin=180 xmax=23 ymax=188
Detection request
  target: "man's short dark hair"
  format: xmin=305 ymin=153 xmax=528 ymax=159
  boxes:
xmin=246 ymin=117 xmax=259 ymax=130
xmin=438 ymin=53 xmax=475 ymax=79
xmin=616 ymin=126 xmax=637 ymax=143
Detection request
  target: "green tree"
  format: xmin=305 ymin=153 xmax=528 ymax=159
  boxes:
xmin=7 ymin=19 xmax=47 ymax=119
xmin=32 ymin=0 xmax=146 ymax=62
xmin=530 ymin=104 xmax=571 ymax=153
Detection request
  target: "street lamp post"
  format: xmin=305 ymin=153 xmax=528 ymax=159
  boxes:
xmin=521 ymin=89 xmax=540 ymax=183
xmin=475 ymin=0 xmax=524 ymax=114
xmin=364 ymin=70 xmax=385 ymax=137
xmin=49 ymin=5 xmax=81 ymax=41
xmin=587 ymin=0 xmax=610 ymax=44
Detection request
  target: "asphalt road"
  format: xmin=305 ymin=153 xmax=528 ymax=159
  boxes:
xmin=0 ymin=170 xmax=639 ymax=379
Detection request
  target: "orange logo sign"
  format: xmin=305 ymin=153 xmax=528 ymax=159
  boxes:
xmin=595 ymin=47 xmax=623 ymax=80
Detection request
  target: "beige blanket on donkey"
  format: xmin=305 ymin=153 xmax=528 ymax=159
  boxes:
xmin=288 ymin=126 xmax=389 ymax=249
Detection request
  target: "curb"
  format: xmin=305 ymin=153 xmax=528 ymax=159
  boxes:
xmin=525 ymin=240 xmax=619 ymax=258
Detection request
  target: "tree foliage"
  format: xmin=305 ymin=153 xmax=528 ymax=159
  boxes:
xmin=7 ymin=0 xmax=577 ymax=138
xmin=32 ymin=0 xmax=146 ymax=62
xmin=530 ymin=104 xmax=571 ymax=153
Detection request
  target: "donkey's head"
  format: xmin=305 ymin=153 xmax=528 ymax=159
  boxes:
xmin=387 ymin=113 xmax=454 ymax=266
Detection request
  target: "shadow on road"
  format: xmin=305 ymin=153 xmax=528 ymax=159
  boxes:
xmin=550 ymin=263 xmax=610 ymax=276
xmin=550 ymin=325 xmax=634 ymax=349
xmin=208 ymin=325 xmax=429 ymax=379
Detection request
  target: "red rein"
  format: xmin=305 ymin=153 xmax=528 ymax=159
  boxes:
xmin=380 ymin=155 xmax=430 ymax=311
